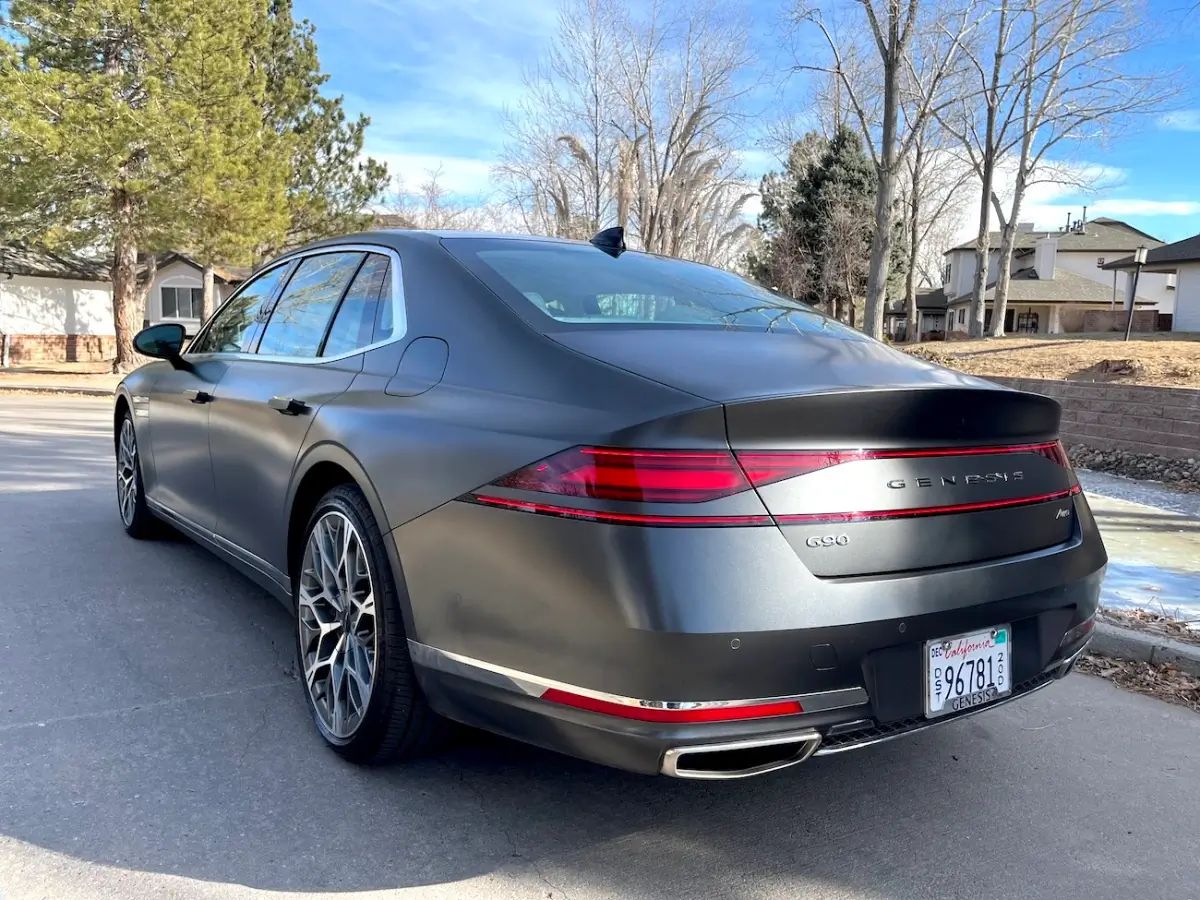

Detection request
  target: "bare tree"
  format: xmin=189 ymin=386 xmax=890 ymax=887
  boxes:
xmin=899 ymin=114 xmax=972 ymax=341
xmin=496 ymin=0 xmax=756 ymax=266
xmin=939 ymin=0 xmax=1170 ymax=337
xmin=797 ymin=0 xmax=980 ymax=339
xmin=385 ymin=167 xmax=505 ymax=231
xmin=986 ymin=0 xmax=1171 ymax=336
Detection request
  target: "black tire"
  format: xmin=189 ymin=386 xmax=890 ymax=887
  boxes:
xmin=295 ymin=484 xmax=447 ymax=764
xmin=116 ymin=410 xmax=160 ymax=539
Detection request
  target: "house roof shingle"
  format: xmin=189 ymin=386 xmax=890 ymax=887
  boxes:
xmin=947 ymin=217 xmax=1163 ymax=255
xmin=946 ymin=266 xmax=1156 ymax=306
xmin=0 ymin=245 xmax=251 ymax=284
xmin=1101 ymin=232 xmax=1200 ymax=271
xmin=0 ymin=244 xmax=109 ymax=281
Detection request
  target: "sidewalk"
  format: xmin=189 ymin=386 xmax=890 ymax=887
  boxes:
xmin=0 ymin=364 xmax=120 ymax=395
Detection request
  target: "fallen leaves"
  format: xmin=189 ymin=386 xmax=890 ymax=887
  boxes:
xmin=1077 ymin=652 xmax=1200 ymax=713
xmin=1098 ymin=607 xmax=1200 ymax=646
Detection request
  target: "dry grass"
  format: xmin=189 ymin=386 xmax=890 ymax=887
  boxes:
xmin=903 ymin=333 xmax=1200 ymax=388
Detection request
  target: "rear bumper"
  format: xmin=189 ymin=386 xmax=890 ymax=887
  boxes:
xmin=393 ymin=492 xmax=1106 ymax=776
xmin=409 ymin=586 xmax=1099 ymax=777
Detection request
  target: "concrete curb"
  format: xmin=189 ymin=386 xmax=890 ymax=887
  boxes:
xmin=0 ymin=384 xmax=114 ymax=397
xmin=1091 ymin=620 xmax=1200 ymax=677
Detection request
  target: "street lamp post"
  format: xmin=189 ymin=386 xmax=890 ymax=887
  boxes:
xmin=1124 ymin=245 xmax=1148 ymax=342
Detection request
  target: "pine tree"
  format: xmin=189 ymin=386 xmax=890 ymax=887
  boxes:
xmin=749 ymin=128 xmax=877 ymax=326
xmin=260 ymin=1 xmax=389 ymax=252
xmin=0 ymin=0 xmax=288 ymax=371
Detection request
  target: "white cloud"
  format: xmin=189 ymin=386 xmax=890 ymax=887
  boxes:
xmin=1159 ymin=111 xmax=1200 ymax=133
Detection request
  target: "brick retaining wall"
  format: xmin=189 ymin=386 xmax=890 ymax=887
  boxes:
xmin=991 ymin=377 xmax=1200 ymax=460
xmin=3 ymin=334 xmax=116 ymax=363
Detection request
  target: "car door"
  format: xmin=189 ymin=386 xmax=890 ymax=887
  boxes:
xmin=206 ymin=248 xmax=395 ymax=579
xmin=144 ymin=262 xmax=292 ymax=530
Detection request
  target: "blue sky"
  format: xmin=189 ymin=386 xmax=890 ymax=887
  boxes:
xmin=297 ymin=0 xmax=1200 ymax=244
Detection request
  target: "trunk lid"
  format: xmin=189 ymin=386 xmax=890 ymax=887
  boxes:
xmin=725 ymin=389 xmax=1077 ymax=577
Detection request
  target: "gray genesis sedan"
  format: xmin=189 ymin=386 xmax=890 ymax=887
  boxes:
xmin=114 ymin=228 xmax=1106 ymax=778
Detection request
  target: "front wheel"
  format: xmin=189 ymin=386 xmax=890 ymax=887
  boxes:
xmin=116 ymin=412 xmax=158 ymax=539
xmin=295 ymin=484 xmax=446 ymax=763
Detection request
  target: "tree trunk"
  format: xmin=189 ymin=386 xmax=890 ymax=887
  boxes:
xmin=968 ymin=0 xmax=1009 ymax=340
xmin=110 ymin=191 xmax=142 ymax=373
xmin=201 ymin=263 xmax=215 ymax=323
xmin=904 ymin=148 xmax=922 ymax=343
xmin=990 ymin=196 xmax=1018 ymax=338
xmin=863 ymin=17 xmax=902 ymax=342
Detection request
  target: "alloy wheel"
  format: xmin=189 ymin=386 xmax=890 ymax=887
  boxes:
xmin=298 ymin=511 xmax=378 ymax=739
xmin=117 ymin=417 xmax=139 ymax=526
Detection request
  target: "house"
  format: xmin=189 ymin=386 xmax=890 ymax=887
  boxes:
xmin=941 ymin=214 xmax=1173 ymax=335
xmin=883 ymin=287 xmax=948 ymax=341
xmin=1102 ymin=232 xmax=1200 ymax=333
xmin=0 ymin=246 xmax=247 ymax=364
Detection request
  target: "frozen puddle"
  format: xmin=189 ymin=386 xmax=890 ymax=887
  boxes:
xmin=1100 ymin=559 xmax=1200 ymax=620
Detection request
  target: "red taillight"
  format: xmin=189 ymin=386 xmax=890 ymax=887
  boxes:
xmin=540 ymin=688 xmax=804 ymax=722
xmin=492 ymin=446 xmax=751 ymax=503
xmin=734 ymin=440 xmax=1074 ymax=487
xmin=471 ymin=440 xmax=1076 ymax=527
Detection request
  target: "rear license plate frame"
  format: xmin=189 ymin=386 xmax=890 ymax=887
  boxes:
xmin=924 ymin=625 xmax=1012 ymax=719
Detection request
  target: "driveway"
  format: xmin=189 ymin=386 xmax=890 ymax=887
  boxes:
xmin=0 ymin=395 xmax=1197 ymax=900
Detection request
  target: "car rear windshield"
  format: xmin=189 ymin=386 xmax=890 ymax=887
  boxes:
xmin=443 ymin=238 xmax=862 ymax=337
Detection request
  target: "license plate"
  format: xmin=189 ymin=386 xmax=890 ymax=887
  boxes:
xmin=925 ymin=625 xmax=1011 ymax=718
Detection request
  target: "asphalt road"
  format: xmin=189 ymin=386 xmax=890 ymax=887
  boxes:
xmin=1 ymin=394 xmax=1197 ymax=900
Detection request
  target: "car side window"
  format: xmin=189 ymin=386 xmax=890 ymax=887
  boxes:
xmin=322 ymin=254 xmax=391 ymax=357
xmin=373 ymin=259 xmax=396 ymax=343
xmin=256 ymin=252 xmax=365 ymax=358
xmin=188 ymin=264 xmax=290 ymax=354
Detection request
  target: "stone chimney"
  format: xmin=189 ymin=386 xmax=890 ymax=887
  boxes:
xmin=1034 ymin=236 xmax=1058 ymax=280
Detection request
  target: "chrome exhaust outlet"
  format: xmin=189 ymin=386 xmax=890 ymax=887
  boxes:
xmin=660 ymin=730 xmax=822 ymax=779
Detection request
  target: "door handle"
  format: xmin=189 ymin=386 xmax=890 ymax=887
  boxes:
xmin=268 ymin=396 xmax=309 ymax=416
xmin=183 ymin=389 xmax=213 ymax=404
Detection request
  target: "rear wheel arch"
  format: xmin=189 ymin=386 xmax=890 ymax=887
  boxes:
xmin=286 ymin=445 xmax=402 ymax=597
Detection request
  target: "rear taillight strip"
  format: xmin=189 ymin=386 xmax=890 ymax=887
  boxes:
xmin=470 ymin=494 xmax=772 ymax=527
xmin=775 ymin=485 xmax=1082 ymax=525
xmin=471 ymin=440 xmax=1076 ymax=527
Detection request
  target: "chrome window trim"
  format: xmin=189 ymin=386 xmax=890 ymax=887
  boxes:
xmin=185 ymin=242 xmax=407 ymax=364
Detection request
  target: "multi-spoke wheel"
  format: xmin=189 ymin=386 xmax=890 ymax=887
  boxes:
xmin=298 ymin=511 xmax=378 ymax=739
xmin=295 ymin=485 xmax=446 ymax=762
xmin=115 ymin=411 xmax=157 ymax=538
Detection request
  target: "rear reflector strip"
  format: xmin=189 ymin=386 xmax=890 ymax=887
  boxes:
xmin=470 ymin=494 xmax=771 ymax=527
xmin=540 ymin=688 xmax=804 ymax=722
xmin=775 ymin=485 xmax=1082 ymax=524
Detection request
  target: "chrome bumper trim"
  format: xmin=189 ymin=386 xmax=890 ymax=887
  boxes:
xmin=407 ymin=640 xmax=869 ymax=715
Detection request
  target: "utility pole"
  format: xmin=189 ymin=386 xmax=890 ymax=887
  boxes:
xmin=1124 ymin=246 xmax=1148 ymax=342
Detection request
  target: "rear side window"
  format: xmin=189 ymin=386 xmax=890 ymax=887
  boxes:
xmin=322 ymin=254 xmax=391 ymax=357
xmin=257 ymin=252 xmax=365 ymax=358
xmin=444 ymin=238 xmax=863 ymax=338
xmin=189 ymin=264 xmax=291 ymax=354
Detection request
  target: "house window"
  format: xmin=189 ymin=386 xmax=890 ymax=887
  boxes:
xmin=161 ymin=286 xmax=204 ymax=319
xmin=957 ymin=308 xmax=965 ymax=326
xmin=942 ymin=262 xmax=952 ymax=283
xmin=1016 ymin=310 xmax=1039 ymax=333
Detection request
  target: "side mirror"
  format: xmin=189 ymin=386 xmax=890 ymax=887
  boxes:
xmin=133 ymin=323 xmax=188 ymax=367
